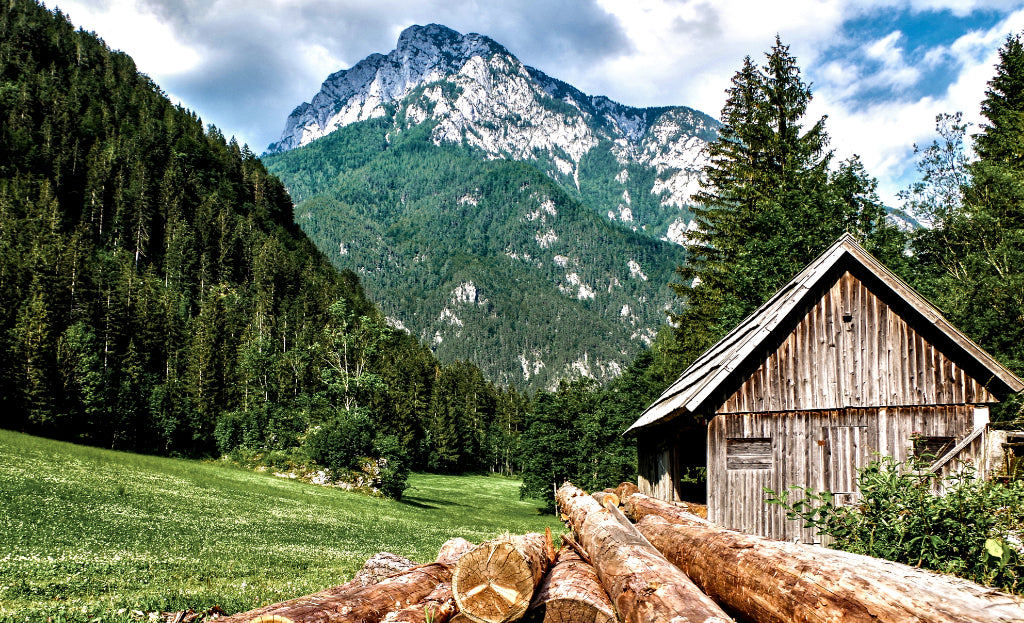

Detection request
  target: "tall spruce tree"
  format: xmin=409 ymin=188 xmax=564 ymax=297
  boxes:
xmin=667 ymin=37 xmax=898 ymax=373
xmin=925 ymin=35 xmax=1024 ymax=378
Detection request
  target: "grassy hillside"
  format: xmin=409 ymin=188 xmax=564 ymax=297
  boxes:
xmin=0 ymin=430 xmax=562 ymax=622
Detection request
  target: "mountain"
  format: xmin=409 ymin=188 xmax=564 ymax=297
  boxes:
xmin=263 ymin=24 xmax=719 ymax=391
xmin=268 ymin=23 xmax=718 ymax=243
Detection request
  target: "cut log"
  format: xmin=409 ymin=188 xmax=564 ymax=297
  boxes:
xmin=625 ymin=491 xmax=1024 ymax=623
xmin=350 ymin=553 xmax=417 ymax=587
xmin=591 ymin=491 xmax=619 ymax=508
xmin=523 ymin=548 xmax=616 ymax=623
xmin=436 ymin=537 xmax=476 ymax=567
xmin=381 ymin=583 xmax=458 ymax=623
xmin=621 ymin=492 xmax=709 ymax=525
xmin=451 ymin=533 xmax=551 ymax=623
xmin=380 ymin=537 xmax=477 ymax=623
xmin=218 ymin=563 xmax=451 ymax=623
xmin=556 ymin=482 xmax=732 ymax=623
xmin=612 ymin=482 xmax=638 ymax=501
xmin=615 ymin=482 xmax=705 ymax=518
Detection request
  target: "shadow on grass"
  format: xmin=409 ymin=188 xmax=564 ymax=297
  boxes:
xmin=398 ymin=497 xmax=439 ymax=509
xmin=398 ymin=495 xmax=473 ymax=510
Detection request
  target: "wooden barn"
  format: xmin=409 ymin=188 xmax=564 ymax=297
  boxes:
xmin=626 ymin=233 xmax=1024 ymax=543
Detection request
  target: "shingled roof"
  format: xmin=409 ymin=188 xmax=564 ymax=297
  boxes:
xmin=625 ymin=233 xmax=1024 ymax=435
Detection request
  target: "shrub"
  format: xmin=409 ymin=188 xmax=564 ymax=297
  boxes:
xmin=373 ymin=434 xmax=411 ymax=500
xmin=304 ymin=409 xmax=375 ymax=473
xmin=767 ymin=456 xmax=1024 ymax=593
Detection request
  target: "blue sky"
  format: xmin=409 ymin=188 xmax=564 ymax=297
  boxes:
xmin=52 ymin=0 xmax=1024 ymax=207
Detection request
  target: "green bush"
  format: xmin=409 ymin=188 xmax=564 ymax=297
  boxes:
xmin=768 ymin=456 xmax=1024 ymax=593
xmin=304 ymin=409 xmax=375 ymax=473
xmin=373 ymin=434 xmax=411 ymax=500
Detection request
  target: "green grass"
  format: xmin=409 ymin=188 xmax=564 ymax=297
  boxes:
xmin=0 ymin=430 xmax=563 ymax=622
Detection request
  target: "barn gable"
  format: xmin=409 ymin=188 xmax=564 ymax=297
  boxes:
xmin=716 ymin=269 xmax=996 ymax=414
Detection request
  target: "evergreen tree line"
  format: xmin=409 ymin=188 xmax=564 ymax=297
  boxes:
xmin=517 ymin=34 xmax=1024 ymax=506
xmin=7 ymin=0 xmax=1024 ymax=507
xmin=0 ymin=0 xmax=528 ymax=489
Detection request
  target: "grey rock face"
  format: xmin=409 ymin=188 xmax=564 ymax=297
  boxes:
xmin=268 ymin=23 xmax=717 ymax=218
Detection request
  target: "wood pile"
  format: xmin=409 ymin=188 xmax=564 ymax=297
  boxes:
xmin=216 ymin=482 xmax=1024 ymax=623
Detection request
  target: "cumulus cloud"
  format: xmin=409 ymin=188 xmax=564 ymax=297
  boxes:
xmin=57 ymin=0 xmax=629 ymax=150
xmin=811 ymin=8 xmax=1024 ymax=204
xmin=52 ymin=0 xmax=1024 ymax=206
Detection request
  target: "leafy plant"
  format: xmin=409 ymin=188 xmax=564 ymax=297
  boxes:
xmin=767 ymin=456 xmax=1024 ymax=593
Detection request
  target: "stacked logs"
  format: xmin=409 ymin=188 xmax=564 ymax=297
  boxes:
xmin=217 ymin=527 xmax=614 ymax=623
xmin=216 ymin=482 xmax=1024 ymax=623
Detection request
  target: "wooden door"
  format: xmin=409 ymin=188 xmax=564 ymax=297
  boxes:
xmin=821 ymin=424 xmax=869 ymax=506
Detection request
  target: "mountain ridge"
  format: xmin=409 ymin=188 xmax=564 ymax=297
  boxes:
xmin=262 ymin=23 xmax=718 ymax=390
xmin=268 ymin=23 xmax=718 ymax=242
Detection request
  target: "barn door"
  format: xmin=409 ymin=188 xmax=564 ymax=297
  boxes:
xmin=821 ymin=425 xmax=869 ymax=506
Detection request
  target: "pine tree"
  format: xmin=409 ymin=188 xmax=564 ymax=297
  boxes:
xmin=667 ymin=37 xmax=896 ymax=373
xmin=931 ymin=35 xmax=1024 ymax=375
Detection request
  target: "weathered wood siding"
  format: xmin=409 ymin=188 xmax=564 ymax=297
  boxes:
xmin=707 ymin=405 xmax=977 ymax=543
xmin=638 ymin=444 xmax=680 ymax=502
xmin=717 ymin=271 xmax=995 ymax=414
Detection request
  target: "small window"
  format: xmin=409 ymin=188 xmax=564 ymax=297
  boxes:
xmin=726 ymin=437 xmax=772 ymax=470
xmin=913 ymin=436 xmax=955 ymax=461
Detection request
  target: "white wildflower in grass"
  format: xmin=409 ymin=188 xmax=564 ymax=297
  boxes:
xmin=0 ymin=430 xmax=562 ymax=622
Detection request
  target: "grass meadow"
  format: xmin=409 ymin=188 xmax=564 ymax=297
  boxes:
xmin=0 ymin=430 xmax=564 ymax=622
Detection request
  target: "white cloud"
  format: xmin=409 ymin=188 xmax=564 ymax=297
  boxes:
xmin=589 ymin=0 xmax=848 ymax=116
xmin=863 ymin=31 xmax=922 ymax=89
xmin=49 ymin=0 xmax=1024 ymax=206
xmin=811 ymin=8 xmax=1024 ymax=205
xmin=56 ymin=0 xmax=200 ymax=77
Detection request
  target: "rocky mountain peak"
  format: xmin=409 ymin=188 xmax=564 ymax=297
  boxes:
xmin=268 ymin=23 xmax=515 ymax=153
xmin=269 ymin=24 xmax=719 ymax=242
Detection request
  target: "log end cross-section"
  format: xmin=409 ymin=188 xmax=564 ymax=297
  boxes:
xmin=452 ymin=533 xmax=550 ymax=623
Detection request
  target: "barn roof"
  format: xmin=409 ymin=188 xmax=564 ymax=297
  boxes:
xmin=626 ymin=233 xmax=1024 ymax=435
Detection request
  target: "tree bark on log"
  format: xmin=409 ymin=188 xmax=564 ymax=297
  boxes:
xmin=451 ymin=533 xmax=551 ymax=623
xmin=382 ymin=537 xmax=478 ymax=623
xmin=591 ymin=491 xmax=619 ymax=508
xmin=613 ymin=482 xmax=638 ymax=501
xmin=523 ymin=548 xmax=616 ymax=623
xmin=624 ymin=491 xmax=1024 ymax=623
xmin=214 ymin=563 xmax=450 ymax=623
xmin=556 ymin=482 xmax=732 ymax=623
xmin=381 ymin=583 xmax=458 ymax=623
xmin=218 ymin=536 xmax=476 ymax=623
xmin=436 ymin=538 xmax=476 ymax=567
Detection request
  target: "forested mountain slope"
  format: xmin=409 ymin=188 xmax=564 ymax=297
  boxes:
xmin=263 ymin=24 xmax=704 ymax=390
xmin=265 ymin=121 xmax=686 ymax=390
xmin=0 ymin=1 xmax=520 ymax=473
xmin=267 ymin=24 xmax=718 ymax=241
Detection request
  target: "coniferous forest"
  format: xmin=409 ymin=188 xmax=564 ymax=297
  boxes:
xmin=0 ymin=1 xmax=543 ymax=491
